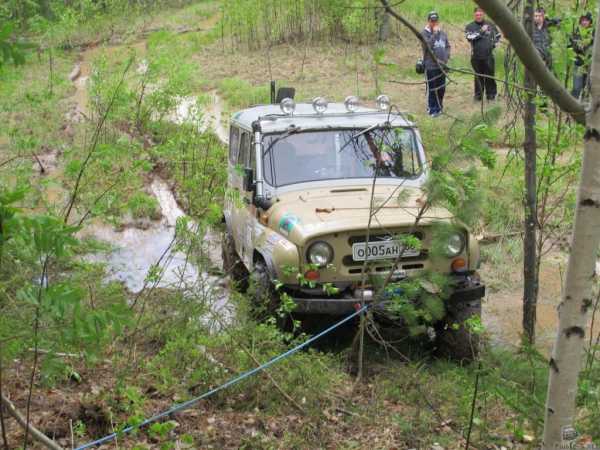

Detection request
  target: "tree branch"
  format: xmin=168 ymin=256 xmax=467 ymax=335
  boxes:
xmin=473 ymin=0 xmax=585 ymax=124
xmin=379 ymin=0 xmax=450 ymax=78
xmin=0 ymin=394 xmax=62 ymax=450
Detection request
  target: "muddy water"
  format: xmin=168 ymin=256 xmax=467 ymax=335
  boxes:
xmin=70 ymin=38 xmax=229 ymax=304
xmin=482 ymin=255 xmax=599 ymax=354
xmin=70 ymin=40 xmax=147 ymax=119
xmin=80 ymin=178 xmax=231 ymax=320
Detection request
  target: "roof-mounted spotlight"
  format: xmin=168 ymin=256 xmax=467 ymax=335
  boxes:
xmin=376 ymin=94 xmax=391 ymax=111
xmin=312 ymin=97 xmax=328 ymax=114
xmin=280 ymin=97 xmax=295 ymax=115
xmin=344 ymin=95 xmax=360 ymax=112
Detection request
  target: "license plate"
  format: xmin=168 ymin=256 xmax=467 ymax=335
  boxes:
xmin=352 ymin=241 xmax=420 ymax=261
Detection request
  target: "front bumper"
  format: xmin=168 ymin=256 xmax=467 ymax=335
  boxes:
xmin=291 ymin=275 xmax=486 ymax=315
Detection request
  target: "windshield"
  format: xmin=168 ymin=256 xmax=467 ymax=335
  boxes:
xmin=262 ymin=128 xmax=422 ymax=187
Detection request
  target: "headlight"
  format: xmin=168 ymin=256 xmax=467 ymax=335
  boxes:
xmin=312 ymin=97 xmax=328 ymax=114
xmin=344 ymin=95 xmax=360 ymax=112
xmin=446 ymin=232 xmax=466 ymax=257
xmin=376 ymin=94 xmax=391 ymax=111
xmin=307 ymin=241 xmax=333 ymax=267
xmin=280 ymin=97 xmax=295 ymax=115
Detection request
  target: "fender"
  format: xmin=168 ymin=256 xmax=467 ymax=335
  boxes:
xmin=253 ymin=228 xmax=301 ymax=284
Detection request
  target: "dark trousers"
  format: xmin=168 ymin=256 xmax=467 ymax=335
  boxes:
xmin=471 ymin=56 xmax=497 ymax=100
xmin=425 ymin=68 xmax=446 ymax=114
xmin=572 ymin=67 xmax=588 ymax=100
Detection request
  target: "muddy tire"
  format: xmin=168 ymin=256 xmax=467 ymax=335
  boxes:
xmin=249 ymin=260 xmax=279 ymax=317
xmin=221 ymin=230 xmax=249 ymax=291
xmin=248 ymin=260 xmax=293 ymax=329
xmin=436 ymin=298 xmax=482 ymax=362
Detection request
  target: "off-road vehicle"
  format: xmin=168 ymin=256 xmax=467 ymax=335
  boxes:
xmin=222 ymin=95 xmax=485 ymax=358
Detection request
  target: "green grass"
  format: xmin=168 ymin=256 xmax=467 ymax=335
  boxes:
xmin=218 ymin=77 xmax=270 ymax=108
xmin=398 ymin=0 xmax=475 ymax=24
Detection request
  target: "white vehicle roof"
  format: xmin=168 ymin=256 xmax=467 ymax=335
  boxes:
xmin=230 ymin=103 xmax=415 ymax=134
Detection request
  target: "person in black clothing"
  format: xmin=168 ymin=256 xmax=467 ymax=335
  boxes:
xmin=420 ymin=11 xmax=451 ymax=117
xmin=570 ymin=13 xmax=594 ymax=99
xmin=532 ymin=8 xmax=560 ymax=68
xmin=465 ymin=7 xmax=501 ymax=101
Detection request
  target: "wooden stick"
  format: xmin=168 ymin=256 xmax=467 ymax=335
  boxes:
xmin=0 ymin=394 xmax=63 ymax=450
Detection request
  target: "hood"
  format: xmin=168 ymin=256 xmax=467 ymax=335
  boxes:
xmin=267 ymin=185 xmax=455 ymax=245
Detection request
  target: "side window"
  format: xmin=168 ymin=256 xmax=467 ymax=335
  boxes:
xmin=229 ymin=127 xmax=240 ymax=163
xmin=263 ymin=141 xmax=273 ymax=185
xmin=238 ymin=131 xmax=250 ymax=167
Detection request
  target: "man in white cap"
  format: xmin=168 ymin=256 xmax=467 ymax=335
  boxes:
xmin=420 ymin=11 xmax=451 ymax=117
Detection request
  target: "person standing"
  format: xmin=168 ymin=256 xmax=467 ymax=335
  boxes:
xmin=420 ymin=11 xmax=451 ymax=117
xmin=570 ymin=13 xmax=594 ymax=99
xmin=465 ymin=7 xmax=501 ymax=101
xmin=532 ymin=7 xmax=560 ymax=68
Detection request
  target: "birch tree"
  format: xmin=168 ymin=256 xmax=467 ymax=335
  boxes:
xmin=471 ymin=0 xmax=600 ymax=447
xmin=380 ymin=0 xmax=600 ymax=446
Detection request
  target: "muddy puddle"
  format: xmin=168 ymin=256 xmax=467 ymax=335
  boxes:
xmin=482 ymin=255 xmax=599 ymax=355
xmin=62 ymin=30 xmax=234 ymax=330
xmin=79 ymin=178 xmax=232 ymax=320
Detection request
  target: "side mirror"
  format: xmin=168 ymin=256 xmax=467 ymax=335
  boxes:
xmin=243 ymin=167 xmax=254 ymax=192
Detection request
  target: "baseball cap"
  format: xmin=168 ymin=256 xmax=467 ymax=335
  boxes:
xmin=427 ymin=11 xmax=439 ymax=21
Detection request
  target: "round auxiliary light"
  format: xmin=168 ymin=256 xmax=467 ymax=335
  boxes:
xmin=312 ymin=96 xmax=328 ymax=114
xmin=344 ymin=95 xmax=360 ymax=112
xmin=376 ymin=94 xmax=391 ymax=111
xmin=280 ymin=97 xmax=295 ymax=115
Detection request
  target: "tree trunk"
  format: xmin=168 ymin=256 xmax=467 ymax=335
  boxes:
xmin=377 ymin=10 xmax=390 ymax=42
xmin=522 ymin=0 xmax=538 ymax=345
xmin=542 ymin=6 xmax=600 ymax=446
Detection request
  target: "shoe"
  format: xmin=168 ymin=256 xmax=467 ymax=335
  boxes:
xmin=473 ymin=96 xmax=482 ymax=102
xmin=487 ymin=96 xmax=496 ymax=101
xmin=429 ymin=111 xmax=442 ymax=118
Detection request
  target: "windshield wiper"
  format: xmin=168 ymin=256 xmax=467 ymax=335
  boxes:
xmin=263 ymin=126 xmax=302 ymax=157
xmin=338 ymin=122 xmax=390 ymax=154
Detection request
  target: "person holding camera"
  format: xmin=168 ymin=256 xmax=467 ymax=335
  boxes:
xmin=465 ymin=7 xmax=500 ymax=102
xmin=570 ymin=13 xmax=594 ymax=99
xmin=420 ymin=11 xmax=451 ymax=117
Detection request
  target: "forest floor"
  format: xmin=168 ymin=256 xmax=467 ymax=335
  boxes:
xmin=1 ymin=1 xmax=598 ymax=449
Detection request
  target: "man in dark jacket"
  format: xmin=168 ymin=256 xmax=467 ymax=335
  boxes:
xmin=533 ymin=8 xmax=560 ymax=68
xmin=570 ymin=13 xmax=594 ymax=99
xmin=420 ymin=11 xmax=451 ymax=117
xmin=465 ymin=7 xmax=501 ymax=101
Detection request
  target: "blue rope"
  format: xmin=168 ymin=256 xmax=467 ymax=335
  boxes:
xmin=75 ymin=304 xmax=368 ymax=449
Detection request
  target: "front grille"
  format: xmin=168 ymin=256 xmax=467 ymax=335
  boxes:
xmin=305 ymin=227 xmax=430 ymax=279
xmin=347 ymin=231 xmax=424 ymax=246
xmin=342 ymin=250 xmax=428 ymax=267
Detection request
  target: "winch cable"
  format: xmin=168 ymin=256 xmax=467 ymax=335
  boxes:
xmin=74 ymin=304 xmax=369 ymax=450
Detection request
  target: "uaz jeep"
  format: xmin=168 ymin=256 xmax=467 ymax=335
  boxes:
xmin=222 ymin=95 xmax=485 ymax=357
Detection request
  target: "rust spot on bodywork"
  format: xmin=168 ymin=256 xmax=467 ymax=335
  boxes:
xmin=315 ymin=207 xmax=335 ymax=214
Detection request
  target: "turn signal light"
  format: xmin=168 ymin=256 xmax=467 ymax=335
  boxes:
xmin=304 ymin=270 xmax=320 ymax=281
xmin=451 ymin=257 xmax=467 ymax=273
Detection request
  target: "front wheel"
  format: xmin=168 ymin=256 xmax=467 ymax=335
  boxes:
xmin=249 ymin=261 xmax=294 ymax=329
xmin=435 ymin=298 xmax=482 ymax=362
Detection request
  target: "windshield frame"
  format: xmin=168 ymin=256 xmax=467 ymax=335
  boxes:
xmin=261 ymin=126 xmax=425 ymax=189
